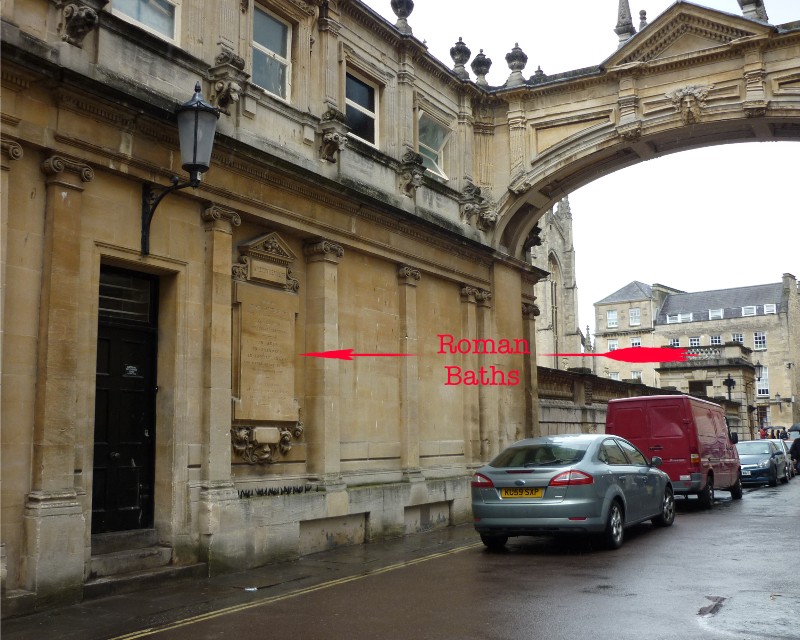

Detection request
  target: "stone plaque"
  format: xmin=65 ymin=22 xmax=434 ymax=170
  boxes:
xmin=234 ymin=281 xmax=299 ymax=422
xmin=249 ymin=259 xmax=287 ymax=287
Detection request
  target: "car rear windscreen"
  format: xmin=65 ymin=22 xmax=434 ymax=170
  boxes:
xmin=490 ymin=443 xmax=589 ymax=468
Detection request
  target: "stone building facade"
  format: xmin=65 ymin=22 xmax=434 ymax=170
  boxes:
xmin=3 ymin=0 xmax=800 ymax=613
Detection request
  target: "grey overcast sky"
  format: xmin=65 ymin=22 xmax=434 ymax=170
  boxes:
xmin=361 ymin=0 xmax=800 ymax=341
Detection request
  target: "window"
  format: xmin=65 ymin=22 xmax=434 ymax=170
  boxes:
xmin=346 ymin=71 xmax=378 ymax=145
xmin=629 ymin=308 xmax=640 ymax=326
xmin=764 ymin=304 xmax=776 ymax=314
xmin=757 ymin=366 xmax=769 ymax=397
xmin=252 ymin=6 xmax=291 ymax=99
xmin=607 ymin=310 xmax=618 ymax=328
xmin=732 ymin=333 xmax=743 ymax=344
xmin=631 ymin=370 xmax=642 ymax=381
xmin=113 ymin=0 xmax=178 ymax=40
xmin=600 ymin=440 xmax=628 ymax=465
xmin=667 ymin=312 xmax=692 ymax=323
xmin=742 ymin=306 xmax=756 ymax=316
xmin=711 ymin=335 xmax=721 ymax=345
xmin=669 ymin=338 xmax=680 ymax=348
xmin=689 ymin=336 xmax=701 ymax=347
xmin=617 ymin=439 xmax=647 ymax=465
xmin=630 ymin=337 xmax=641 ymax=348
xmin=418 ymin=112 xmax=450 ymax=178
xmin=754 ymin=331 xmax=767 ymax=351
xmin=609 ymin=372 xmax=620 ymax=381
xmin=709 ymin=308 xmax=723 ymax=320
xmin=608 ymin=340 xmax=618 ymax=351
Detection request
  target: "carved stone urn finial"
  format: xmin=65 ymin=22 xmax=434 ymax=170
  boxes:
xmin=505 ymin=43 xmax=528 ymax=87
xmin=450 ymin=38 xmax=471 ymax=80
xmin=471 ymin=50 xmax=492 ymax=87
xmin=391 ymin=0 xmax=414 ymax=35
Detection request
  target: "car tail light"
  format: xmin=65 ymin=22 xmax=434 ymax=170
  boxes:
xmin=690 ymin=453 xmax=701 ymax=466
xmin=471 ymin=473 xmax=494 ymax=488
xmin=549 ymin=470 xmax=594 ymax=486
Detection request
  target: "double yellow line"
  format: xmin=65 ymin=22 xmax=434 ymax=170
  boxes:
xmin=111 ymin=541 xmax=481 ymax=639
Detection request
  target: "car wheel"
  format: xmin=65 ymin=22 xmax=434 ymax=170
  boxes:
xmin=768 ymin=465 xmax=778 ymax=487
xmin=698 ymin=477 xmax=714 ymax=509
xmin=601 ymin=501 xmax=624 ymax=550
xmin=652 ymin=487 xmax=675 ymax=527
xmin=780 ymin=464 xmax=790 ymax=484
xmin=480 ymin=534 xmax=508 ymax=551
xmin=729 ymin=476 xmax=743 ymax=500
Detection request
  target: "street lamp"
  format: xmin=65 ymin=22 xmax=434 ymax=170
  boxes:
xmin=754 ymin=360 xmax=764 ymax=381
xmin=722 ymin=373 xmax=736 ymax=401
xmin=141 ymin=82 xmax=220 ymax=255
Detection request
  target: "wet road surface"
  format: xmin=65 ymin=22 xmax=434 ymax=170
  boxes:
xmin=4 ymin=478 xmax=798 ymax=640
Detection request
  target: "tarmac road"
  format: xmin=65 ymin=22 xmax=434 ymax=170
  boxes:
xmin=4 ymin=477 xmax=799 ymax=640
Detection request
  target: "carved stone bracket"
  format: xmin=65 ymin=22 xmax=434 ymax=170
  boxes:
xmin=319 ymin=108 xmax=349 ymax=163
xmin=460 ymin=181 xmax=498 ymax=231
xmin=522 ymin=224 xmax=543 ymax=255
xmin=399 ymin=151 xmax=425 ymax=198
xmin=209 ymin=46 xmax=250 ymax=116
xmin=616 ymin=121 xmax=642 ymax=142
xmin=230 ymin=419 xmax=304 ymax=465
xmin=666 ymin=84 xmax=713 ymax=124
xmin=59 ymin=1 xmax=106 ymax=47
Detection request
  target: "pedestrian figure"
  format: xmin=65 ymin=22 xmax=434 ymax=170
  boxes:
xmin=790 ymin=436 xmax=800 ymax=473
xmin=780 ymin=428 xmax=788 ymax=440
xmin=770 ymin=428 xmax=775 ymax=439
xmin=759 ymin=427 xmax=767 ymax=439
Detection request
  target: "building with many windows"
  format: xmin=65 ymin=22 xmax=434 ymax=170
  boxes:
xmin=594 ymin=275 xmax=800 ymax=429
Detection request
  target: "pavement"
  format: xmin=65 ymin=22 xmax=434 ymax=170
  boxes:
xmin=1 ymin=523 xmax=480 ymax=640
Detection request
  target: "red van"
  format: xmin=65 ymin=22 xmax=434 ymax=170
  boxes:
xmin=605 ymin=395 xmax=742 ymax=508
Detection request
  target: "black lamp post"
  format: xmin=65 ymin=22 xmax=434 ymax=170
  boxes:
xmin=141 ymin=82 xmax=220 ymax=255
xmin=722 ymin=374 xmax=736 ymax=402
xmin=754 ymin=360 xmax=763 ymax=381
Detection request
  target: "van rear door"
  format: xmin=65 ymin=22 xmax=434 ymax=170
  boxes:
xmin=641 ymin=399 xmax=690 ymax=482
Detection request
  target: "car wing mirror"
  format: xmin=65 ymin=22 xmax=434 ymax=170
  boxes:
xmin=650 ymin=456 xmax=663 ymax=468
xmin=729 ymin=431 xmax=739 ymax=444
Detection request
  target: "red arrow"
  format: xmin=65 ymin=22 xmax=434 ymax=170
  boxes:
xmin=300 ymin=349 xmax=415 ymax=361
xmin=542 ymin=346 xmax=691 ymax=364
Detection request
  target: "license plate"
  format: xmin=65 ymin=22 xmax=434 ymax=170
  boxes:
xmin=501 ymin=487 xmax=543 ymax=498
xmin=742 ymin=470 xmax=750 ymax=476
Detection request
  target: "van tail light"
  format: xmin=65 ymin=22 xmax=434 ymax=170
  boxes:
xmin=471 ymin=473 xmax=494 ymax=488
xmin=690 ymin=453 xmax=701 ymax=466
xmin=549 ymin=470 xmax=594 ymax=486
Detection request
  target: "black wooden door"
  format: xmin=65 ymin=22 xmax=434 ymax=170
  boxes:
xmin=92 ymin=268 xmax=157 ymax=534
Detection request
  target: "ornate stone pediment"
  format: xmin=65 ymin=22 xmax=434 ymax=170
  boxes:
xmin=234 ymin=232 xmax=299 ymax=292
xmin=605 ymin=5 xmax=771 ymax=68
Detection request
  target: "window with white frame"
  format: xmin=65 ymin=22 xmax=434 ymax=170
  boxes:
xmin=757 ymin=366 xmax=769 ymax=397
xmin=609 ymin=372 xmax=620 ymax=381
xmin=732 ymin=333 xmax=743 ymax=344
xmin=667 ymin=312 xmax=692 ymax=323
xmin=764 ymin=303 xmax=776 ymax=314
xmin=669 ymin=338 xmax=680 ymax=347
xmin=630 ymin=337 xmax=641 ymax=348
xmin=754 ymin=331 xmax=767 ymax=351
xmin=113 ymin=0 xmax=178 ymax=40
xmin=709 ymin=308 xmax=723 ymax=320
xmin=607 ymin=310 xmax=618 ymax=328
xmin=742 ymin=306 xmax=756 ymax=316
xmin=689 ymin=336 xmax=700 ymax=347
xmin=711 ymin=335 xmax=721 ymax=345
xmin=346 ymin=71 xmax=378 ymax=145
xmin=629 ymin=308 xmax=641 ymax=326
xmin=608 ymin=340 xmax=618 ymax=351
xmin=631 ymin=371 xmax=642 ymax=381
xmin=252 ymin=5 xmax=291 ymax=100
xmin=418 ymin=112 xmax=450 ymax=178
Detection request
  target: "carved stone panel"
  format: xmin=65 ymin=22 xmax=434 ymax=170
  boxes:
xmin=233 ymin=279 xmax=300 ymax=423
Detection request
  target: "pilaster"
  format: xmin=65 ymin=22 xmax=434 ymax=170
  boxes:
xmin=475 ymin=289 xmax=496 ymax=459
xmin=460 ymin=286 xmax=480 ymax=463
xmin=397 ymin=264 xmax=421 ymax=476
xmin=304 ymin=239 xmax=344 ymax=479
xmin=522 ymin=302 xmax=541 ymax=438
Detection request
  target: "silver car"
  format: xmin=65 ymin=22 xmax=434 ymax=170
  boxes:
xmin=472 ymin=433 xmax=675 ymax=550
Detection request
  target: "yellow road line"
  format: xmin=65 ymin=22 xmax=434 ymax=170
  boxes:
xmin=110 ymin=541 xmax=482 ymax=639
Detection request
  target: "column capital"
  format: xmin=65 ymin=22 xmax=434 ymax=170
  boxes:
xmin=40 ymin=154 xmax=94 ymax=185
xmin=397 ymin=264 xmax=421 ymax=286
xmin=1 ymin=139 xmax=23 ymax=162
xmin=522 ymin=302 xmax=540 ymax=320
xmin=202 ymin=204 xmax=242 ymax=230
xmin=304 ymin=238 xmax=344 ymax=263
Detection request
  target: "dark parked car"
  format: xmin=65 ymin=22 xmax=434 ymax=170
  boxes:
xmin=769 ymin=439 xmax=794 ymax=480
xmin=736 ymin=440 xmax=789 ymax=486
xmin=471 ymin=433 xmax=675 ymax=551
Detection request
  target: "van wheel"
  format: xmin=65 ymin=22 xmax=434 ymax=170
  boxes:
xmin=652 ymin=487 xmax=675 ymax=527
xmin=698 ymin=477 xmax=714 ymax=509
xmin=600 ymin=501 xmax=624 ymax=550
xmin=730 ymin=476 xmax=743 ymax=500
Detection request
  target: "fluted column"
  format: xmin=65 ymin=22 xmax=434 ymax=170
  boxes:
xmin=304 ymin=239 xmax=344 ymax=479
xmin=397 ymin=265 xmax=421 ymax=477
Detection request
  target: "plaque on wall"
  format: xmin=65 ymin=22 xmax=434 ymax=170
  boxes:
xmin=232 ymin=232 xmax=299 ymax=292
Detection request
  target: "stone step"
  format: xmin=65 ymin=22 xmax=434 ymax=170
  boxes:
xmin=90 ymin=545 xmax=173 ymax=579
xmin=91 ymin=529 xmax=159 ymax=555
xmin=83 ymin=563 xmax=208 ymax=601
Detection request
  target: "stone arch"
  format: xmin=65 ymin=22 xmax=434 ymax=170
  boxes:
xmin=487 ymin=2 xmax=800 ymax=258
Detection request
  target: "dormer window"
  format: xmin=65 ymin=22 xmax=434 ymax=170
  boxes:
xmin=709 ymin=308 xmax=723 ymax=320
xmin=764 ymin=303 xmax=776 ymax=314
xmin=742 ymin=306 xmax=756 ymax=316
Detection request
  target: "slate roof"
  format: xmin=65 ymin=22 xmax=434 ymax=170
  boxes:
xmin=657 ymin=283 xmax=785 ymax=324
xmin=596 ymin=281 xmax=653 ymax=304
